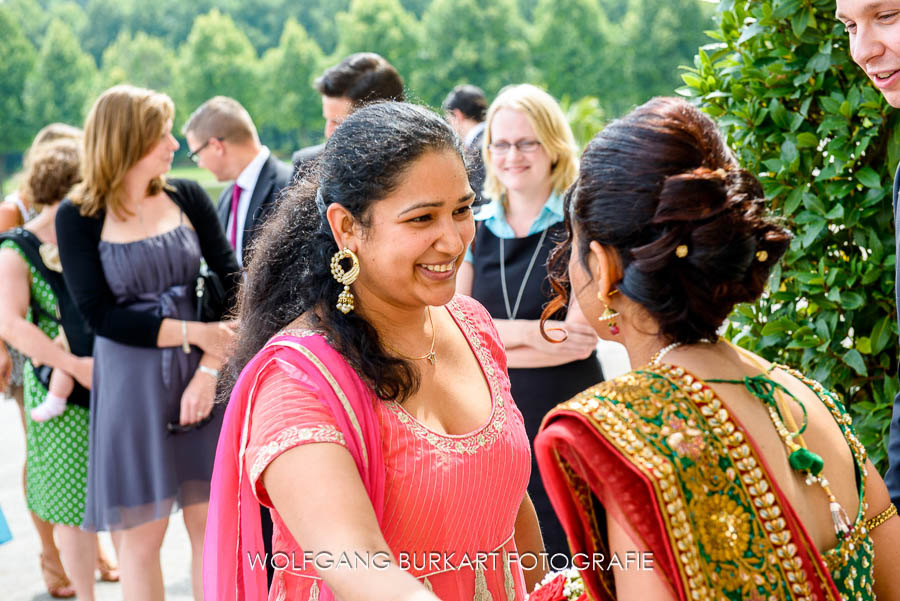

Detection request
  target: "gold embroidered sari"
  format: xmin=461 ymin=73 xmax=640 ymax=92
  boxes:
xmin=535 ymin=364 xmax=874 ymax=601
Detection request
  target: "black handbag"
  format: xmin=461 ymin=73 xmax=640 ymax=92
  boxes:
xmin=195 ymin=262 xmax=227 ymax=322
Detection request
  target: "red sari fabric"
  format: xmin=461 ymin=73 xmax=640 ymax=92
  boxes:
xmin=203 ymin=332 xmax=385 ymax=601
xmin=535 ymin=364 xmax=845 ymax=601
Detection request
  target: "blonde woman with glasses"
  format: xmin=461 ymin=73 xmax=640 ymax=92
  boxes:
xmin=456 ymin=84 xmax=602 ymax=559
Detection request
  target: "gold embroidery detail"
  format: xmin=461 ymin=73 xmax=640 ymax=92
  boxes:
xmin=555 ymin=372 xmax=710 ymax=601
xmin=386 ymin=299 xmax=507 ymax=454
xmin=271 ymin=340 xmax=369 ymax=470
xmin=473 ymin=561 xmax=493 ymax=601
xmin=308 ymin=578 xmax=320 ymax=601
xmin=692 ymin=494 xmax=751 ymax=562
xmin=250 ymin=425 xmax=346 ymax=483
xmin=503 ymin=550 xmax=515 ymax=601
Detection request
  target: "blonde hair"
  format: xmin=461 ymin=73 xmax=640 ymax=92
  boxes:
xmin=72 ymin=85 xmax=175 ymax=218
xmin=24 ymin=139 xmax=82 ymax=208
xmin=481 ymin=84 xmax=578 ymax=205
xmin=182 ymin=96 xmax=258 ymax=145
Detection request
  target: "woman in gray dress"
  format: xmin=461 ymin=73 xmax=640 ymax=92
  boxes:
xmin=56 ymin=85 xmax=240 ymax=601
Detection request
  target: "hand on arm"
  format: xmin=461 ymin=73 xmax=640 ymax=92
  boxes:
xmin=494 ymin=318 xmax=598 ymax=368
xmin=263 ymin=443 xmax=440 ymax=601
xmin=157 ymin=319 xmax=235 ymax=359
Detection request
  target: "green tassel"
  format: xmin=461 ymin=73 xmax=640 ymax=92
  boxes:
xmin=789 ymin=447 xmax=823 ymax=475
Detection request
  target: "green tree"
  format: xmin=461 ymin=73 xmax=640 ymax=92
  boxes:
xmin=0 ymin=8 xmax=37 ymax=194
xmin=333 ymin=0 xmax=422 ymax=90
xmin=22 ymin=19 xmax=97 ymax=134
xmin=48 ymin=1 xmax=88 ymax=37
xmin=414 ymin=0 xmax=531 ymax=107
xmin=176 ymin=10 xmax=259 ymax=129
xmin=256 ymin=18 xmax=325 ymax=153
xmin=531 ymin=0 xmax=610 ymax=103
xmin=129 ymin=0 xmax=216 ymax=53
xmin=294 ymin=0 xmax=352 ymax=55
xmin=613 ymin=0 xmax=713 ymax=114
xmin=3 ymin=0 xmax=49 ymax=47
xmin=80 ymin=0 xmax=132 ymax=61
xmin=99 ymin=31 xmax=178 ymax=95
xmin=399 ymin=0 xmax=431 ymax=18
xmin=681 ymin=1 xmax=896 ymax=469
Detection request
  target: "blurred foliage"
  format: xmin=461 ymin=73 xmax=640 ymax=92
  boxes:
xmin=560 ymin=96 xmax=607 ymax=150
xmin=0 ymin=0 xmax=713 ymax=166
xmin=681 ymin=0 xmax=898 ymax=471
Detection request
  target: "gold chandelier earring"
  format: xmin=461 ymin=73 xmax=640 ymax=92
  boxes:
xmin=597 ymin=289 xmax=620 ymax=335
xmin=331 ymin=247 xmax=360 ymax=314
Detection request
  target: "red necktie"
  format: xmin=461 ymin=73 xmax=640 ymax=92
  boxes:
xmin=229 ymin=184 xmax=242 ymax=249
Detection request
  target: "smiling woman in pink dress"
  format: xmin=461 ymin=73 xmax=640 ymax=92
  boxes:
xmin=205 ymin=102 xmax=546 ymax=601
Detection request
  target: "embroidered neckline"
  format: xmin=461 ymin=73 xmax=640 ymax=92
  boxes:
xmin=385 ymin=298 xmax=507 ymax=454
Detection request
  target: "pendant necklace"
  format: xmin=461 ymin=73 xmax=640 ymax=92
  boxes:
xmin=500 ymin=227 xmax=548 ymax=320
xmin=383 ymin=306 xmax=437 ymax=366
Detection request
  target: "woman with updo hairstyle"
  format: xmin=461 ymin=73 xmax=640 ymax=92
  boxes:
xmin=205 ymin=101 xmax=545 ymax=601
xmin=534 ymin=98 xmax=900 ymax=600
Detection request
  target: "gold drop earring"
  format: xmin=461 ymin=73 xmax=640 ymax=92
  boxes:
xmin=597 ymin=289 xmax=620 ymax=335
xmin=331 ymin=247 xmax=360 ymax=314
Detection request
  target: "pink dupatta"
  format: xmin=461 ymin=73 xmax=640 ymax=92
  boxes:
xmin=203 ymin=333 xmax=385 ymax=601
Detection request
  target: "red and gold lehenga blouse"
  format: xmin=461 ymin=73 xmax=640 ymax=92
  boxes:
xmin=535 ymin=363 xmax=879 ymax=601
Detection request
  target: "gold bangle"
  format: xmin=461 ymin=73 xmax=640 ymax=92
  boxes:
xmin=181 ymin=320 xmax=191 ymax=354
xmin=864 ymin=503 xmax=897 ymax=532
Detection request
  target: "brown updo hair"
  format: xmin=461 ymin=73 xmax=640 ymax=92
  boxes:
xmin=23 ymin=138 xmax=82 ymax=208
xmin=544 ymin=97 xmax=791 ymax=344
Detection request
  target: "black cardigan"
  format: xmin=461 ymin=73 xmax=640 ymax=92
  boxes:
xmin=56 ymin=179 xmax=240 ymax=347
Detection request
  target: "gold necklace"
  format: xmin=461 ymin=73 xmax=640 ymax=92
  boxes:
xmin=383 ymin=306 xmax=437 ymax=366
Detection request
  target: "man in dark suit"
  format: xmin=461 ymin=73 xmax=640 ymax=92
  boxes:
xmin=292 ymin=52 xmax=405 ymax=181
xmin=443 ymin=84 xmax=489 ymax=207
xmin=838 ymin=0 xmax=900 ymax=514
xmin=184 ymin=96 xmax=292 ymax=267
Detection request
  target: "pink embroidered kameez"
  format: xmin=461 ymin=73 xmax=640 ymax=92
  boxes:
xmin=244 ymin=296 xmax=531 ymax=601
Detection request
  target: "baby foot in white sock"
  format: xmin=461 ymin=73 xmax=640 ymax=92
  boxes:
xmin=30 ymin=393 xmax=67 ymax=422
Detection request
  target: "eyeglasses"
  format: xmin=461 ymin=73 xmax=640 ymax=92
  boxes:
xmin=187 ymin=137 xmax=223 ymax=163
xmin=489 ymin=139 xmax=542 ymax=155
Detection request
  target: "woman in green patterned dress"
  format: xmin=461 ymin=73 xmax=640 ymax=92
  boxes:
xmin=534 ymin=98 xmax=900 ymax=600
xmin=0 ymin=139 xmax=98 ymax=600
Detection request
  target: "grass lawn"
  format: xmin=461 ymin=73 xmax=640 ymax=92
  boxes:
xmin=3 ymin=164 xmax=228 ymax=203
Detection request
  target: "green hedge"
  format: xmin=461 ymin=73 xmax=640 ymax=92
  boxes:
xmin=680 ymin=0 xmax=899 ymax=471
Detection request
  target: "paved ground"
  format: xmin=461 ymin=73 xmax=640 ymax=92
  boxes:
xmin=0 ymin=397 xmax=195 ymax=601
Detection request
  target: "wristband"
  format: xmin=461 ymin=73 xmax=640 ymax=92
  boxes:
xmin=181 ymin=320 xmax=191 ymax=354
xmin=198 ymin=365 xmax=220 ymax=379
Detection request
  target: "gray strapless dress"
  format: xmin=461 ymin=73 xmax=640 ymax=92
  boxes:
xmin=83 ymin=225 xmax=225 ymax=531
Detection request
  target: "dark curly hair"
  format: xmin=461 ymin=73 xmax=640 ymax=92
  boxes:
xmin=542 ymin=97 xmax=792 ymax=345
xmin=220 ymin=101 xmax=463 ymax=404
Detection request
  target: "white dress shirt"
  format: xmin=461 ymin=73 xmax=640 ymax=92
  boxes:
xmin=226 ymin=146 xmax=270 ymax=265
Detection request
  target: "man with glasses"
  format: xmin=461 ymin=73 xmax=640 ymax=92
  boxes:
xmin=183 ymin=96 xmax=292 ymax=267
